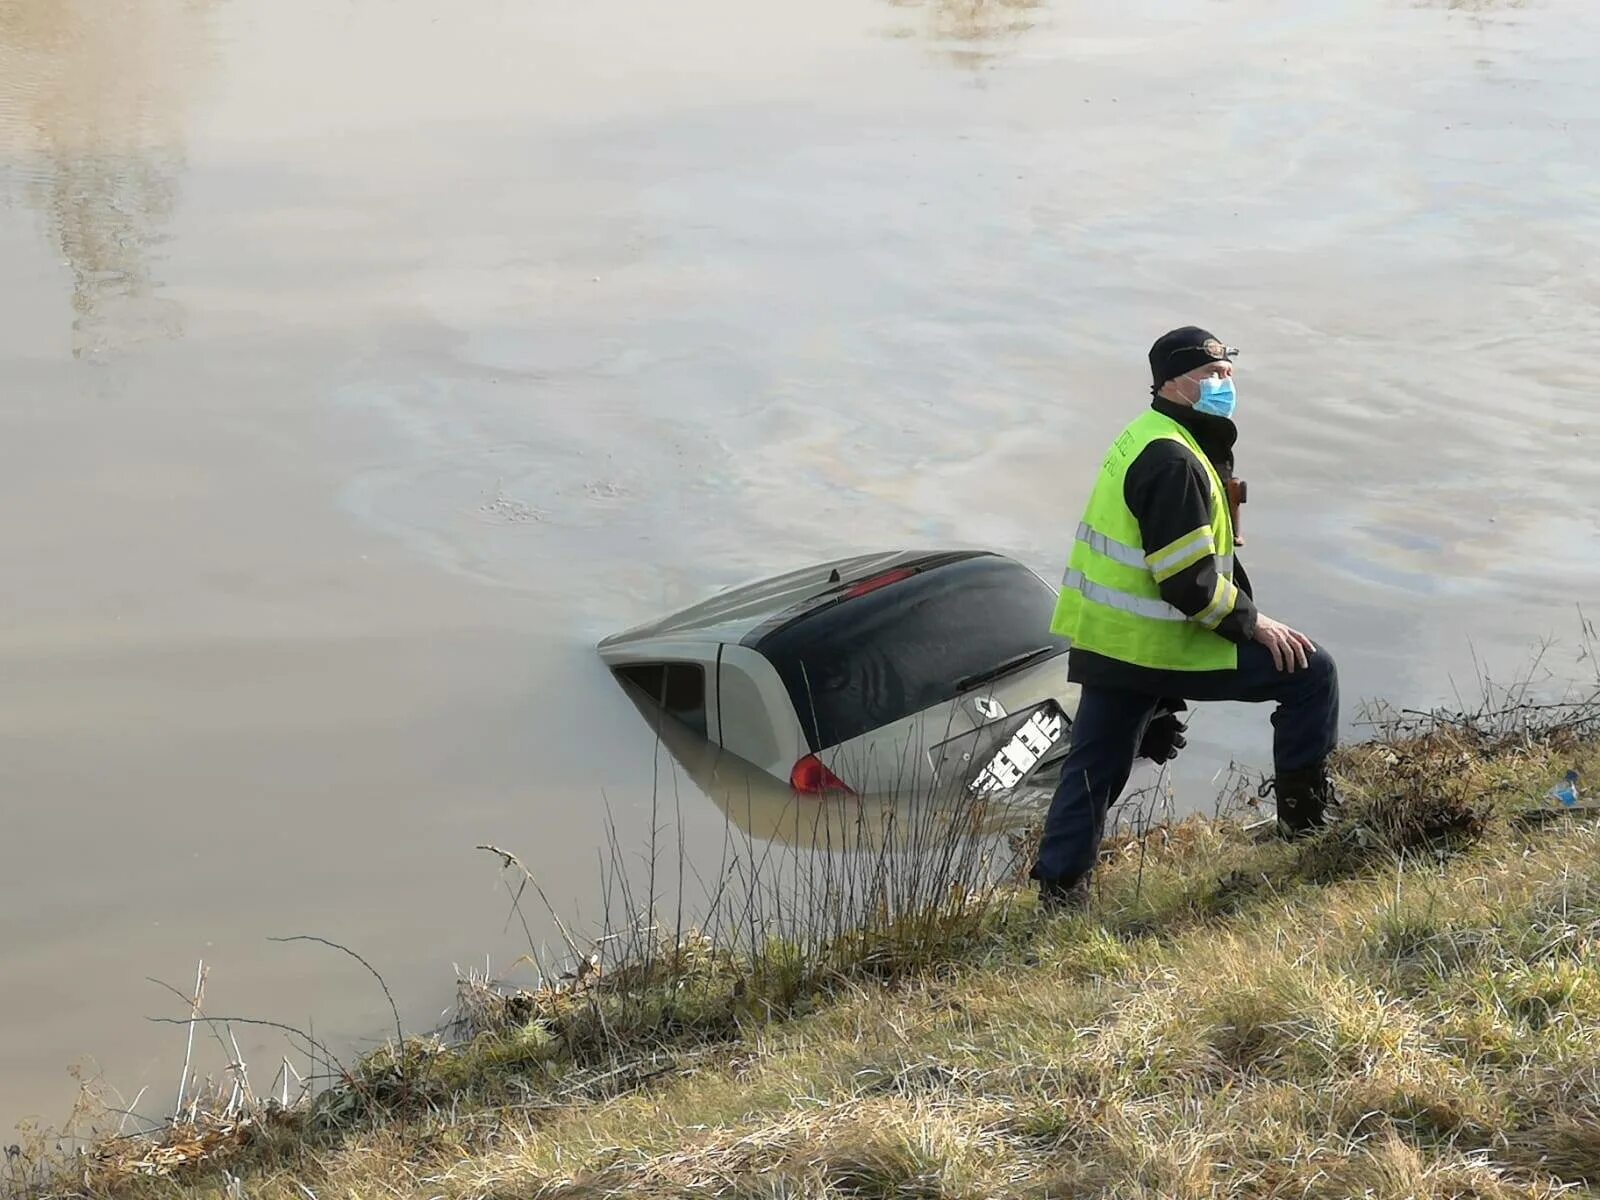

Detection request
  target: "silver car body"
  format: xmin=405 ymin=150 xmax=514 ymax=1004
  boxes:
xmin=598 ymin=551 xmax=1080 ymax=798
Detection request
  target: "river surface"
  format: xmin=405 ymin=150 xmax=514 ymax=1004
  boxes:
xmin=3 ymin=0 xmax=1599 ymax=1133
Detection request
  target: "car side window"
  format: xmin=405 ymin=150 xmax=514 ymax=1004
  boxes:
xmin=614 ymin=662 xmax=707 ymax=739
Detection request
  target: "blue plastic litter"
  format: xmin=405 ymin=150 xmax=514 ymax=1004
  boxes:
xmin=1547 ymin=769 xmax=1582 ymax=808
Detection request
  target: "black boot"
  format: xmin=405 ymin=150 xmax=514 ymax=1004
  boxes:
xmin=1037 ymin=875 xmax=1091 ymax=914
xmin=1272 ymin=763 xmax=1336 ymax=839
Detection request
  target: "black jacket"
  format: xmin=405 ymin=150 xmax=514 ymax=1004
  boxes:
xmin=1067 ymin=398 xmax=1259 ymax=693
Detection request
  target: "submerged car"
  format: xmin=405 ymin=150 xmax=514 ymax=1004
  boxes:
xmin=598 ymin=550 xmax=1079 ymax=798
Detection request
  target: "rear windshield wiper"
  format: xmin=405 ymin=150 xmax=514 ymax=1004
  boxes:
xmin=954 ymin=646 xmax=1060 ymax=694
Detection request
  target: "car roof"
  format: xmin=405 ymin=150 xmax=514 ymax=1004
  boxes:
xmin=598 ymin=549 xmax=998 ymax=651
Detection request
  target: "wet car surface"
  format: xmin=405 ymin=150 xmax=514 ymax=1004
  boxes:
xmin=599 ymin=550 xmax=1080 ymax=799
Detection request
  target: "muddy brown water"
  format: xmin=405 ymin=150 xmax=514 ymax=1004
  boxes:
xmin=3 ymin=0 xmax=1599 ymax=1132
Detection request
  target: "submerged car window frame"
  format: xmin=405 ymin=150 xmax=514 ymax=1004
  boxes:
xmin=613 ymin=661 xmax=709 ymax=739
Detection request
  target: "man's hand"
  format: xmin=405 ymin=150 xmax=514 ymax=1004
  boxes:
xmin=1254 ymin=615 xmax=1317 ymax=673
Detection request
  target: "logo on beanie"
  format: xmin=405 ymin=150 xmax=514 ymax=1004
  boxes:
xmin=1201 ymin=338 xmax=1227 ymax=359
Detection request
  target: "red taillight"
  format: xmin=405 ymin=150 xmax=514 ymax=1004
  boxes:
xmin=842 ymin=568 xmax=914 ymax=599
xmin=790 ymin=754 xmax=855 ymax=796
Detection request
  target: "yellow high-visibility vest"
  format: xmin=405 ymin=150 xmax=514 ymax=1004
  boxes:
xmin=1051 ymin=409 xmax=1240 ymax=671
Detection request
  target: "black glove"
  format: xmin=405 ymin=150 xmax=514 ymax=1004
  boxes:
xmin=1138 ymin=700 xmax=1188 ymax=763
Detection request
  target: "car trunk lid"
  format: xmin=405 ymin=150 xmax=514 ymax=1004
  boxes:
xmin=816 ymin=639 xmax=1077 ymax=798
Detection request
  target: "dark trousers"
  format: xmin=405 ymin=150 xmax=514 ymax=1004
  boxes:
xmin=1031 ymin=641 xmax=1340 ymax=887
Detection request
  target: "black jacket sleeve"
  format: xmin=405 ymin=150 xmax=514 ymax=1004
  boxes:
xmin=1122 ymin=441 xmax=1258 ymax=644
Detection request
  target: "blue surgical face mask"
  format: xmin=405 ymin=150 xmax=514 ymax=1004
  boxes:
xmin=1193 ymin=376 xmax=1236 ymax=418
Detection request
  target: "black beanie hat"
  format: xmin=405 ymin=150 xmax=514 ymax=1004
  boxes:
xmin=1149 ymin=327 xmax=1236 ymax=390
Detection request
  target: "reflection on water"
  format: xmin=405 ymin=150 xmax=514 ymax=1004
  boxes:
xmin=0 ymin=0 xmax=214 ymax=356
xmin=1417 ymin=0 xmax=1528 ymax=9
xmin=884 ymin=0 xmax=1043 ymax=70
xmin=616 ymin=683 xmax=1041 ymax=854
xmin=44 ymin=150 xmax=182 ymax=356
xmin=1411 ymin=0 xmax=1531 ymax=28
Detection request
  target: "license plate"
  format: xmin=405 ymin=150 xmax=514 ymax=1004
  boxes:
xmin=970 ymin=705 xmax=1066 ymax=795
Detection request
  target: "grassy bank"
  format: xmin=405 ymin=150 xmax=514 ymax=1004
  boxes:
xmin=12 ymin=697 xmax=1600 ymax=1198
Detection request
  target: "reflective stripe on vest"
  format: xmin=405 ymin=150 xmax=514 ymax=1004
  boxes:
xmin=1061 ymin=569 xmax=1187 ymax=621
xmin=1074 ymin=522 xmax=1145 ymax=568
xmin=1074 ymin=523 xmax=1232 ymax=578
xmin=1147 ymin=527 xmax=1214 ymax=579
xmin=1194 ymin=573 xmax=1241 ymax=630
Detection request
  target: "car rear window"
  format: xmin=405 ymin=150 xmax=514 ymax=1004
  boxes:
xmin=754 ymin=555 xmax=1066 ymax=751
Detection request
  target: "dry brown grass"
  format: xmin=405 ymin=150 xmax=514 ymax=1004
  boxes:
xmin=11 ymin=705 xmax=1600 ymax=1199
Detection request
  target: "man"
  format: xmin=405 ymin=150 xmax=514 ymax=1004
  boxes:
xmin=1031 ymin=326 xmax=1340 ymax=907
